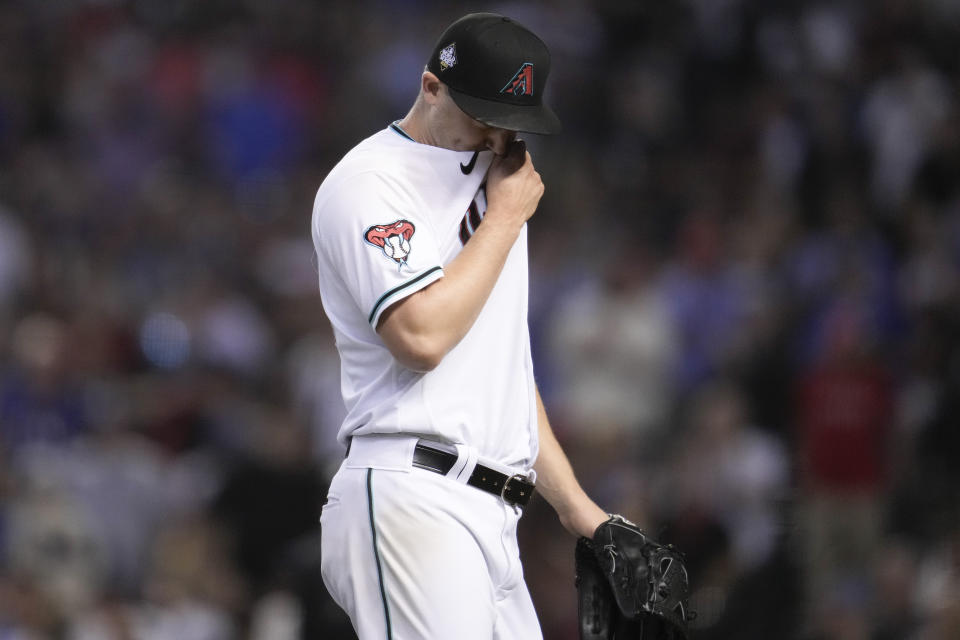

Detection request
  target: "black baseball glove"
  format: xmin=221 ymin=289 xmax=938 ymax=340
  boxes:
xmin=575 ymin=515 xmax=693 ymax=640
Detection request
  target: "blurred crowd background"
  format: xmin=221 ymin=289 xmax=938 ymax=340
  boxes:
xmin=1 ymin=0 xmax=959 ymax=638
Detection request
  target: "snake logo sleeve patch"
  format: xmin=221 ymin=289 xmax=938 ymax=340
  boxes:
xmin=364 ymin=219 xmax=416 ymax=270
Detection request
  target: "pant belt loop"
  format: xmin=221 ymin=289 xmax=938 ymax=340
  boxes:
xmin=445 ymin=443 xmax=479 ymax=485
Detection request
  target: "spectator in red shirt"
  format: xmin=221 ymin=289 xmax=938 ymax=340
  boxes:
xmin=794 ymin=302 xmax=895 ymax=630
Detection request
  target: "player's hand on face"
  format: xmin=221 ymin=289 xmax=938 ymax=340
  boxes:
xmin=485 ymin=139 xmax=544 ymax=228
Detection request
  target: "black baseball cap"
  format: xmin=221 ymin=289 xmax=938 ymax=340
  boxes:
xmin=426 ymin=12 xmax=561 ymax=135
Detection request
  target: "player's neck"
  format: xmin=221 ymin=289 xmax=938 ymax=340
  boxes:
xmin=396 ymin=114 xmax=434 ymax=148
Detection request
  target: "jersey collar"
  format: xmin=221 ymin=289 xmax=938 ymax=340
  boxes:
xmin=389 ymin=121 xmax=416 ymax=142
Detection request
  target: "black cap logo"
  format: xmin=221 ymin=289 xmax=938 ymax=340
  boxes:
xmin=501 ymin=63 xmax=533 ymax=96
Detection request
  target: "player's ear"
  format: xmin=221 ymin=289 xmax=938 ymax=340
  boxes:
xmin=421 ymin=71 xmax=443 ymax=105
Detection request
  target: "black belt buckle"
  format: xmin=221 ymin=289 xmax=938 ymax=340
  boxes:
xmin=500 ymin=473 xmax=530 ymax=506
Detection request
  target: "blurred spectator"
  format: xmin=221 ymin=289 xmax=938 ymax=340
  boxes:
xmin=549 ymin=242 xmax=678 ymax=448
xmin=659 ymin=209 xmax=755 ymax=392
xmin=667 ymin=380 xmax=789 ymax=572
xmin=647 ymin=379 xmax=795 ymax=638
xmin=1 ymin=313 xmax=89 ymax=453
xmin=786 ymin=186 xmax=904 ymax=366
xmin=194 ymin=293 xmax=276 ymax=379
xmin=5 ymin=484 xmax=107 ymax=622
xmin=211 ymin=408 xmax=321 ymax=593
xmin=67 ymin=514 xmax=244 ymax=640
xmin=794 ymin=301 xmax=895 ymax=625
xmin=860 ymin=47 xmax=951 ymax=213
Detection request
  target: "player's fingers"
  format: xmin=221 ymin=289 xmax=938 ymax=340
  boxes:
xmin=510 ymin=139 xmax=528 ymax=167
xmin=490 ymin=139 xmax=530 ymax=177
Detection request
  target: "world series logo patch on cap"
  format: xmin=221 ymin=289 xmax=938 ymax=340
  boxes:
xmin=439 ymin=43 xmax=457 ymax=71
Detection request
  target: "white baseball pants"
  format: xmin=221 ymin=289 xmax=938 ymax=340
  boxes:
xmin=320 ymin=436 xmax=542 ymax=640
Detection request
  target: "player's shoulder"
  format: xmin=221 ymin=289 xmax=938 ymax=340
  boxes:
xmin=344 ymin=126 xmax=409 ymax=164
xmin=312 ymin=129 xmax=415 ymax=237
xmin=316 ymin=129 xmax=409 ymax=199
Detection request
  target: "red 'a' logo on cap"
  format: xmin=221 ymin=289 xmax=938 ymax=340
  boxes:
xmin=500 ymin=63 xmax=533 ymax=96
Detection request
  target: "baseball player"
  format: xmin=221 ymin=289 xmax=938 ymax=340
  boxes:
xmin=312 ymin=13 xmax=608 ymax=639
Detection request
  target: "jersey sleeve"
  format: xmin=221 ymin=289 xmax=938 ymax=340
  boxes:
xmin=313 ymin=172 xmax=445 ymax=329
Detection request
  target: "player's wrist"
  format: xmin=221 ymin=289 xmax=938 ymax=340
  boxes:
xmin=558 ymin=497 xmax=609 ymax=539
xmin=478 ymin=207 xmax=527 ymax=235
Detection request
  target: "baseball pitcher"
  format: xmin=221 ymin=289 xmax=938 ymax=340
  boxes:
xmin=312 ymin=12 xmax=691 ymax=639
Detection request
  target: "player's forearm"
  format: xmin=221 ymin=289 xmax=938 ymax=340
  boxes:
xmin=377 ymin=214 xmax=525 ymax=371
xmin=532 ymin=388 xmax=608 ymax=538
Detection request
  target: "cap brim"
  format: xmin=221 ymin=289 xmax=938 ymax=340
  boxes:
xmin=448 ymin=88 xmax=562 ymax=135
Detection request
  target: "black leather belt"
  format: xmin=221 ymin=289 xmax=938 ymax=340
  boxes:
xmin=412 ymin=442 xmax=535 ymax=507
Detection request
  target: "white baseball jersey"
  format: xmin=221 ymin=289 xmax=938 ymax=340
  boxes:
xmin=311 ymin=123 xmax=539 ymax=470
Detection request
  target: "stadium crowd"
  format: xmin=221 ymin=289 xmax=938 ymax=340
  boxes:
xmin=1 ymin=1 xmax=959 ymax=638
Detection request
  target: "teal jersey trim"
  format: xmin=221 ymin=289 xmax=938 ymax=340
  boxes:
xmin=389 ymin=121 xmax=415 ymax=142
xmin=367 ymin=469 xmax=393 ymax=639
xmin=368 ymin=266 xmax=442 ymax=326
